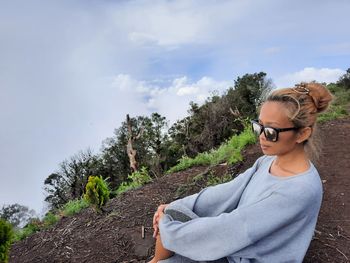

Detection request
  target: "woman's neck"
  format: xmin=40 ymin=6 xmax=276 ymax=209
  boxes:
xmin=273 ymin=147 xmax=310 ymax=176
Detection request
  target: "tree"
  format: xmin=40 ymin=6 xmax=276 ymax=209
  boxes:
xmin=141 ymin=113 xmax=169 ymax=176
xmin=227 ymin=72 xmax=273 ymax=118
xmin=44 ymin=149 xmax=101 ymax=209
xmin=186 ymin=94 xmax=243 ymax=154
xmin=166 ymin=72 xmax=272 ymax=157
xmin=100 ymin=115 xmax=148 ymax=189
xmin=101 ymin=113 xmax=170 ymax=181
xmin=167 ymin=117 xmax=190 ymax=156
xmin=44 ymin=172 xmax=70 ymax=209
xmin=126 ymin=114 xmax=144 ymax=173
xmin=100 ymin=131 xmax=130 ymax=190
xmin=337 ymin=68 xmax=350 ymax=90
xmin=0 ymin=204 xmax=36 ymax=228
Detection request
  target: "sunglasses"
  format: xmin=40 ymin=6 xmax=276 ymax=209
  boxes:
xmin=251 ymin=120 xmax=299 ymax=142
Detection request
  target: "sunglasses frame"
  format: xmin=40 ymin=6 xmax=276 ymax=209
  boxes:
xmin=251 ymin=120 xmax=299 ymax=142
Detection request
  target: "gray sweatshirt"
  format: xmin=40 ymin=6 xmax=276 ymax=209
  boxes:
xmin=159 ymin=155 xmax=323 ymax=263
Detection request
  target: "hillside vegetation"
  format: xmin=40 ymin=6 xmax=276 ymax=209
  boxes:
xmin=2 ymin=69 xmax=350 ymax=262
xmin=8 ymin=116 xmax=350 ymax=262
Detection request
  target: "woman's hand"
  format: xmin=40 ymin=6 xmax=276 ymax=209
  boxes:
xmin=152 ymin=204 xmax=168 ymax=238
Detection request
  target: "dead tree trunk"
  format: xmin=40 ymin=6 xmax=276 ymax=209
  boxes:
xmin=126 ymin=114 xmax=143 ymax=173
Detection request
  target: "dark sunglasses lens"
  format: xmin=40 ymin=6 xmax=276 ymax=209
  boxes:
xmin=252 ymin=122 xmax=262 ymax=136
xmin=264 ymin=127 xmax=277 ymax=142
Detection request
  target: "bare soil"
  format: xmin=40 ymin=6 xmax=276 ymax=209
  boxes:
xmin=10 ymin=117 xmax=350 ymax=263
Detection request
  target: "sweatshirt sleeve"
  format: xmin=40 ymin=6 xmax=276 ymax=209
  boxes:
xmin=159 ymin=184 xmax=317 ymax=261
xmin=170 ymin=156 xmax=264 ymax=217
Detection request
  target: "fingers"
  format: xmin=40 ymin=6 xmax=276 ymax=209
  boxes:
xmin=153 ymin=215 xmax=160 ymax=238
xmin=153 ymin=211 xmax=158 ymax=226
xmin=153 ymin=212 xmax=160 ymax=238
xmin=153 ymin=215 xmax=159 ymax=233
xmin=152 ymin=212 xmax=165 ymax=237
xmin=153 ymin=204 xmax=165 ymax=225
xmin=153 ymin=226 xmax=158 ymax=238
xmin=153 ymin=213 xmax=159 ymax=233
xmin=157 ymin=204 xmax=167 ymax=214
xmin=152 ymin=204 xmax=168 ymax=238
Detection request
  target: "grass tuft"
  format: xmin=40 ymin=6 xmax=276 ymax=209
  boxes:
xmin=114 ymin=166 xmax=152 ymax=195
xmin=61 ymin=199 xmax=90 ymax=217
xmin=318 ymin=105 xmax=348 ymax=123
xmin=167 ymin=127 xmax=256 ymax=174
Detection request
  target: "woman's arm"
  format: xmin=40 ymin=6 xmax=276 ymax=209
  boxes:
xmin=149 ymin=209 xmax=174 ymax=263
xmin=171 ymin=156 xmax=265 ymax=217
xmin=159 ymin=183 xmax=319 ymax=261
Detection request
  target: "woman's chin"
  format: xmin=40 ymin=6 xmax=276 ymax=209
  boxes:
xmin=260 ymin=145 xmax=270 ymax=152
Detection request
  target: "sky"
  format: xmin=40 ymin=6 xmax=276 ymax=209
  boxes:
xmin=1 ymin=0 xmax=349 ymax=215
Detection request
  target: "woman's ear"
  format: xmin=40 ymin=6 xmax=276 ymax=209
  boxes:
xmin=297 ymin=127 xmax=312 ymax=143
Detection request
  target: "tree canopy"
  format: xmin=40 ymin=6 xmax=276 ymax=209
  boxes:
xmin=0 ymin=204 xmax=36 ymax=228
xmin=43 ymin=71 xmax=273 ymax=209
xmin=337 ymin=68 xmax=350 ymax=90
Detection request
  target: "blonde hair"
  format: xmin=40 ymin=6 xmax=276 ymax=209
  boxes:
xmin=264 ymin=82 xmax=333 ymax=161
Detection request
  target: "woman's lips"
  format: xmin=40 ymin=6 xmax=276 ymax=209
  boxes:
xmin=260 ymin=144 xmax=270 ymax=151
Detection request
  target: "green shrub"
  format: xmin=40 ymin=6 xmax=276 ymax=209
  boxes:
xmin=62 ymin=199 xmax=89 ymax=216
xmin=83 ymin=176 xmax=110 ymax=210
xmin=12 ymin=202 xmax=86 ymax=242
xmin=318 ymin=105 xmax=348 ymax=123
xmin=333 ymin=90 xmax=350 ymax=106
xmin=12 ymin=219 xmax=41 ymax=242
xmin=327 ymin=83 xmax=342 ymax=94
xmin=167 ymin=126 xmax=256 ymax=173
xmin=42 ymin=212 xmax=59 ymax=228
xmin=11 ymin=199 xmax=91 ymax=243
xmin=0 ymin=219 xmax=13 ymax=263
xmin=324 ymin=83 xmax=350 ymax=121
xmin=116 ymin=167 xmax=152 ymax=195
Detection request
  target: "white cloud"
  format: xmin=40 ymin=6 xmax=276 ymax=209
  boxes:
xmin=319 ymin=42 xmax=350 ymax=55
xmin=274 ymin=67 xmax=345 ymax=87
xmin=177 ymin=86 xmax=199 ymax=96
xmin=128 ymin=32 xmax=158 ymax=46
xmin=113 ymin=1 xmax=213 ymax=49
xmin=111 ymin=74 xmax=232 ymax=124
xmin=264 ymin=47 xmax=282 ymax=55
xmin=109 ymin=0 xmax=263 ymax=50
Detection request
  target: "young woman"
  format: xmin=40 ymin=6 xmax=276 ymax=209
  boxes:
xmin=149 ymin=82 xmax=333 ymax=263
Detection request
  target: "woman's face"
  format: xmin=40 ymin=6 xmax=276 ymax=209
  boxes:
xmin=258 ymin=101 xmax=301 ymax=156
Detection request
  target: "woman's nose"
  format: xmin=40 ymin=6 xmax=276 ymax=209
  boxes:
xmin=259 ymin=131 xmax=266 ymax=141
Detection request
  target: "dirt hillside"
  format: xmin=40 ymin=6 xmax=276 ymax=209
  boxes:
xmin=10 ymin=117 xmax=350 ymax=263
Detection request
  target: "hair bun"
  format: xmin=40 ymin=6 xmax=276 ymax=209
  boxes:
xmin=304 ymin=82 xmax=333 ymax=113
